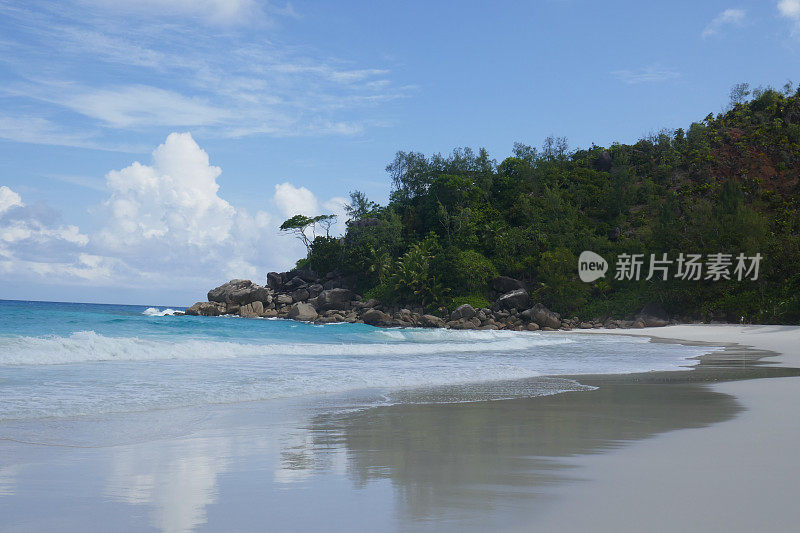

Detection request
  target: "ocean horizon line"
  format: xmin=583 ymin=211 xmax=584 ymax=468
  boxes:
xmin=0 ymin=298 xmax=187 ymax=309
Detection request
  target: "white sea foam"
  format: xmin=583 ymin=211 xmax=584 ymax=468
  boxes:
xmin=0 ymin=300 xmax=724 ymax=421
xmin=142 ymin=307 xmax=179 ymax=316
xmin=0 ymin=330 xmax=573 ymax=366
xmin=0 ymin=325 xmax=717 ymax=421
xmin=374 ymin=327 xmax=581 ymax=344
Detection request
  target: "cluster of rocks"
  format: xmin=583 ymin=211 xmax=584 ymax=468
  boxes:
xmin=184 ymin=272 xmax=673 ymax=330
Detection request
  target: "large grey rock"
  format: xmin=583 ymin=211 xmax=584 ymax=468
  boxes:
xmin=322 ymin=274 xmax=357 ymax=291
xmin=354 ymin=298 xmax=380 ymax=309
xmin=497 ymin=289 xmax=530 ymax=310
xmin=291 ymin=287 xmax=310 ymax=302
xmin=275 ymin=294 xmax=293 ymax=306
xmin=285 ymin=276 xmax=307 ymax=290
xmin=419 ymin=314 xmax=445 ymax=328
xmin=492 ymin=276 xmax=524 ymax=293
xmin=239 ymin=301 xmax=264 ymax=317
xmin=322 ymin=279 xmax=341 ymax=290
xmin=288 ymin=302 xmax=318 ymax=321
xmin=362 ymin=308 xmax=393 ymax=327
xmin=446 ymin=318 xmax=477 ymax=330
xmin=395 ymin=309 xmax=414 ymax=322
xmin=316 ymin=288 xmax=354 ymax=311
xmin=185 ymin=301 xmax=225 ymax=316
xmin=208 ymin=279 xmax=271 ymax=305
xmin=267 ymin=272 xmax=283 ymax=291
xmin=450 ymin=304 xmax=476 ymax=321
xmin=307 ymin=283 xmax=324 ymax=298
xmin=289 ymin=269 xmax=318 ymax=283
xmin=527 ymin=303 xmax=561 ymax=329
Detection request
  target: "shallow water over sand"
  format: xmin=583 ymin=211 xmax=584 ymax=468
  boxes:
xmin=3 ymin=346 xmax=798 ymax=532
xmin=0 ymin=300 xmax=711 ymax=420
xmin=0 ymin=376 xmax=745 ymax=532
xmin=3 ymin=301 xmax=799 ymax=532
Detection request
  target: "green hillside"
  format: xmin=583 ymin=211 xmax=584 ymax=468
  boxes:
xmin=291 ymin=85 xmax=800 ymax=324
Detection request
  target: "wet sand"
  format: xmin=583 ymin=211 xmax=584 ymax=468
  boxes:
xmin=533 ymin=324 xmax=800 ymax=533
xmin=0 ymin=326 xmax=798 ymax=532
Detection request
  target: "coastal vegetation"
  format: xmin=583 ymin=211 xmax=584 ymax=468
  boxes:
xmin=286 ymin=85 xmax=800 ymax=324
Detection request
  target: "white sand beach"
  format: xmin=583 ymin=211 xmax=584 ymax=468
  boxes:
xmin=574 ymin=324 xmax=800 ymax=366
xmin=534 ymin=324 xmax=800 ymax=533
xmin=1 ymin=323 xmax=798 ymax=533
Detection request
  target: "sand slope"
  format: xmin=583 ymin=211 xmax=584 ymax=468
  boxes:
xmin=533 ymin=324 xmax=800 ymax=533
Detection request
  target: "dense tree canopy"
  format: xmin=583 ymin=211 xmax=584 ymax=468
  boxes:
xmin=293 ymin=85 xmax=800 ymax=324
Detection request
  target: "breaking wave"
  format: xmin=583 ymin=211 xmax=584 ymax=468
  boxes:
xmin=142 ymin=307 xmax=179 ymax=316
xmin=0 ymin=304 xmax=717 ymax=420
xmin=0 ymin=329 xmax=574 ymax=366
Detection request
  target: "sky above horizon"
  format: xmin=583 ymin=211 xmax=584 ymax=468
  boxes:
xmin=1 ymin=0 xmax=799 ymax=305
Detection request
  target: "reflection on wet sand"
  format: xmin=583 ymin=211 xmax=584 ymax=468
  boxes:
xmin=0 ymin=464 xmax=20 ymax=497
xmin=1 ymin=345 xmax=798 ymax=532
xmin=106 ymin=436 xmax=231 ymax=533
xmin=299 ymin=346 xmax=800 ymax=528
xmin=308 ymin=382 xmax=740 ymax=526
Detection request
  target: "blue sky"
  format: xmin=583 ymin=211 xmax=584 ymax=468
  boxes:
xmin=1 ymin=0 xmax=799 ymax=305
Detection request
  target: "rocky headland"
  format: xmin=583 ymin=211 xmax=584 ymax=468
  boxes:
xmin=184 ymin=270 xmax=673 ymax=331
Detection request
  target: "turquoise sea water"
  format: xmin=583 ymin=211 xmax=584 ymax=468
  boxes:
xmin=0 ymin=299 xmax=714 ymax=421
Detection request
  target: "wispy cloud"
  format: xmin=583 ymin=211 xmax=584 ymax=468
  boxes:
xmin=79 ymin=0 xmax=267 ymax=27
xmin=64 ymin=86 xmax=231 ymax=128
xmin=611 ymin=66 xmax=681 ymax=85
xmin=702 ymin=8 xmax=746 ymax=38
xmin=43 ymin=174 xmax=107 ymax=191
xmin=57 ymin=27 xmax=167 ymax=68
xmin=0 ymin=114 xmax=143 ymax=152
xmin=0 ymin=1 xmax=411 ymax=149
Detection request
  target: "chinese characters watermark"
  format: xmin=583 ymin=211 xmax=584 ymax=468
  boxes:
xmin=579 ymin=251 xmax=761 ymax=282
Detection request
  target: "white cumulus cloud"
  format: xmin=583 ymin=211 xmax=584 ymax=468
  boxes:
xmin=0 ymin=186 xmax=23 ymax=214
xmin=273 ymin=184 xmax=349 ymax=236
xmin=0 ymin=189 xmax=89 ymax=249
xmin=94 ymin=132 xmax=287 ymax=286
xmin=0 ymin=186 xmax=102 ymax=281
xmin=323 ymin=196 xmax=350 ymax=233
xmin=273 ymin=183 xmax=320 ymax=218
xmin=99 ymin=132 xmax=236 ymax=250
xmin=92 ymin=132 xmax=350 ymax=289
xmin=1 ymin=134 xmax=349 ymax=301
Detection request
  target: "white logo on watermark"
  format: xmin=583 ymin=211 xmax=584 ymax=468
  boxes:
xmin=579 ymin=251 xmax=762 ymax=282
xmin=578 ymin=251 xmax=608 ymax=282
